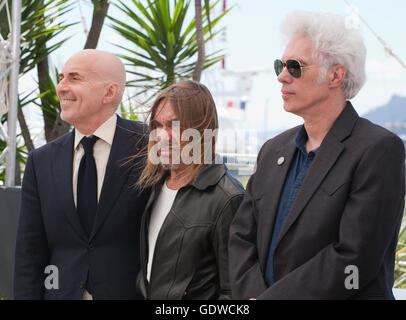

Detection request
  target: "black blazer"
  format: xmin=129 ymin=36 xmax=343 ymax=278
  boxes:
xmin=14 ymin=116 xmax=150 ymax=299
xmin=229 ymin=102 xmax=405 ymax=300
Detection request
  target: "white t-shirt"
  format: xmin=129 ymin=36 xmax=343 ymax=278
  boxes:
xmin=147 ymin=181 xmax=178 ymax=281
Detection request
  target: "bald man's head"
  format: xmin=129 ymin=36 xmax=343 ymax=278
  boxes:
xmin=67 ymin=49 xmax=126 ymax=101
xmin=56 ymin=49 xmax=127 ymax=132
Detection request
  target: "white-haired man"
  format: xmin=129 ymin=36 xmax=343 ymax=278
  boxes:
xmin=229 ymin=11 xmax=405 ymax=300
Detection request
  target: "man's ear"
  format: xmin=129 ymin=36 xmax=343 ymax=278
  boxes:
xmin=102 ymin=82 xmax=119 ymax=104
xmin=328 ymin=65 xmax=347 ymax=89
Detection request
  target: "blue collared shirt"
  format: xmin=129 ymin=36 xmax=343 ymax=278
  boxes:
xmin=265 ymin=125 xmax=318 ymax=286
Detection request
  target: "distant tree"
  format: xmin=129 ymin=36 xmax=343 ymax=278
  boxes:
xmin=192 ymin=0 xmax=205 ymax=82
xmin=45 ymin=0 xmax=112 ymax=142
xmin=109 ymin=0 xmax=228 ymax=100
xmin=0 ymin=0 xmax=112 ymax=185
xmin=0 ymin=0 xmax=74 ymax=149
xmin=84 ymin=0 xmax=110 ymax=49
xmin=0 ymin=0 xmax=73 ymax=184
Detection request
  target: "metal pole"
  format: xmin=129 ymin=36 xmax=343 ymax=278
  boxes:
xmin=5 ymin=0 xmax=21 ymax=187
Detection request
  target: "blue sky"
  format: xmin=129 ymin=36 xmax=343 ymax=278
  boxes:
xmin=23 ymin=0 xmax=406 ymax=133
xmin=218 ymin=0 xmax=406 ymax=130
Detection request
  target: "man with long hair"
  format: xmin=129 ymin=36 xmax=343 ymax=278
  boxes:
xmin=136 ymin=80 xmax=244 ymax=299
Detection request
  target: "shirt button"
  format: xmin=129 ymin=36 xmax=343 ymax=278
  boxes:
xmin=88 ymin=244 xmax=94 ymax=250
xmin=79 ymin=281 xmax=85 ymax=289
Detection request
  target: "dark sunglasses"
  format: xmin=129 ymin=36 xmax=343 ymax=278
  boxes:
xmin=274 ymin=59 xmax=311 ymax=78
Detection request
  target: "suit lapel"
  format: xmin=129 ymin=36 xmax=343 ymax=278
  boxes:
xmin=89 ymin=117 xmax=143 ymax=241
xmin=274 ymin=137 xmax=344 ymax=250
xmin=274 ymin=102 xmax=359 ymax=250
xmin=258 ymin=140 xmax=297 ymax=268
xmin=52 ymin=130 xmax=88 ymax=242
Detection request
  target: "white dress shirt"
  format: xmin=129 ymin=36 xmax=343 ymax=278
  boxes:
xmin=72 ymin=113 xmax=117 ymax=300
xmin=147 ymin=181 xmax=178 ymax=282
xmin=72 ymin=114 xmax=117 ymax=207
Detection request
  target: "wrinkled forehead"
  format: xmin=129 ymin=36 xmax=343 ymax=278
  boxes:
xmin=63 ymin=51 xmax=126 ymax=85
xmin=61 ymin=55 xmax=103 ymax=79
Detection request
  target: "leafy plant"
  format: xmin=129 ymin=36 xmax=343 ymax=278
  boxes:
xmin=0 ymin=90 xmax=37 ymax=184
xmin=395 ymin=214 xmax=406 ymax=288
xmin=119 ymin=99 xmax=140 ymax=122
xmin=32 ymin=68 xmax=61 ymax=131
xmin=0 ymin=135 xmax=28 ymax=186
xmin=0 ymin=0 xmax=74 ymax=184
xmin=109 ymin=0 xmax=228 ymax=99
xmin=0 ymin=0 xmax=74 ymax=75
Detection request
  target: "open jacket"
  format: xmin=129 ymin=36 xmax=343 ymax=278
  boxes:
xmin=229 ymin=102 xmax=405 ymax=300
xmin=137 ymin=163 xmax=244 ymax=300
xmin=14 ymin=117 xmax=150 ymax=299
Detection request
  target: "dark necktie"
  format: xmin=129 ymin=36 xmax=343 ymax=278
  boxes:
xmin=77 ymin=135 xmax=99 ymax=237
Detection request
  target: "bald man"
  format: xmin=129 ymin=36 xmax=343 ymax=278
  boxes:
xmin=14 ymin=50 xmax=150 ymax=300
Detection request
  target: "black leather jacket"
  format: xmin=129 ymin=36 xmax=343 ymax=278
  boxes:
xmin=137 ymin=163 xmax=245 ymax=300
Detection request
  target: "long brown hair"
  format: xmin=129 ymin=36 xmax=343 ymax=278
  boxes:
xmin=136 ymin=80 xmax=219 ymax=190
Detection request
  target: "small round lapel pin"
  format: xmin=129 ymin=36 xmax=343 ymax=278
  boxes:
xmin=277 ymin=157 xmax=285 ymax=165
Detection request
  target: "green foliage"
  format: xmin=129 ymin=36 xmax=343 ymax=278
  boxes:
xmin=109 ymin=0 xmax=228 ymax=99
xmin=0 ymin=91 xmax=34 ymax=184
xmin=0 ymin=0 xmax=74 ymax=184
xmin=119 ymin=99 xmax=140 ymax=122
xmin=395 ymin=214 xmax=406 ymax=288
xmin=204 ymin=0 xmax=212 ymax=35
xmin=0 ymin=0 xmax=75 ymax=75
xmin=33 ymin=68 xmax=61 ymax=128
xmin=0 ymin=136 xmax=28 ymax=186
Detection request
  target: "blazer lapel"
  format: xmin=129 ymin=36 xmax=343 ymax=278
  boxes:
xmin=274 ymin=102 xmax=359 ymax=250
xmin=258 ymin=139 xmax=297 ymax=269
xmin=52 ymin=130 xmax=88 ymax=242
xmin=89 ymin=117 xmax=143 ymax=241
xmin=274 ymin=138 xmax=344 ymax=250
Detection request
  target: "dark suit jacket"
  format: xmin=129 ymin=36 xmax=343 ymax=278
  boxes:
xmin=229 ymin=102 xmax=405 ymax=300
xmin=14 ymin=116 xmax=150 ymax=299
